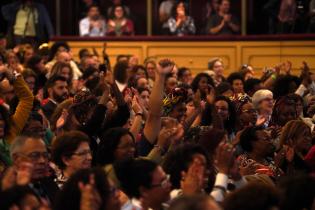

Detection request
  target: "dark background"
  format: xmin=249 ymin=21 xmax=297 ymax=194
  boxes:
xmin=0 ymin=0 xmax=308 ymax=36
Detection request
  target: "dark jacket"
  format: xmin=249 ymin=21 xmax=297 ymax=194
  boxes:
xmin=1 ymin=1 xmax=54 ymax=43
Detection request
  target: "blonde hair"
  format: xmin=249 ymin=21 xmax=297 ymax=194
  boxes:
xmin=279 ymin=120 xmax=310 ymax=147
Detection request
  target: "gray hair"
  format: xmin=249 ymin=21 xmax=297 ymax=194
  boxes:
xmin=10 ymin=136 xmax=30 ymax=159
xmin=9 ymin=135 xmax=44 ymax=159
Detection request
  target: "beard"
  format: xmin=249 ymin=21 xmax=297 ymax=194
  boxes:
xmin=52 ymin=91 xmax=68 ymax=103
xmin=85 ymin=76 xmax=100 ymax=91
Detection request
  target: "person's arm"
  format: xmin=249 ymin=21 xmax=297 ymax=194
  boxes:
xmin=81 ymin=90 xmax=109 ymax=136
xmin=6 ymin=70 xmax=34 ymax=144
xmin=129 ymin=96 xmax=144 ymax=139
xmin=102 ymin=83 xmax=130 ymax=129
xmin=143 ymin=59 xmax=175 ymax=144
xmin=210 ymin=143 xmax=235 ymax=202
xmin=79 ymin=18 xmax=90 ymax=37
xmin=209 ymin=19 xmax=225 ymax=34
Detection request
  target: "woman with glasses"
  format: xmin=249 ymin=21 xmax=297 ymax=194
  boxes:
xmin=51 ymin=130 xmax=92 ymax=188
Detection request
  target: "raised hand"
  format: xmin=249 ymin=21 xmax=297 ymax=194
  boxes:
xmin=132 ymin=95 xmax=143 ymax=114
xmin=78 ymin=174 xmax=102 ymax=210
xmin=181 ymin=157 xmax=205 ymax=195
xmin=214 ymin=142 xmax=235 ymax=174
xmin=16 ymin=162 xmax=33 ymax=186
xmin=206 ymin=85 xmax=215 ymax=105
xmin=56 ymin=109 xmax=69 ymax=130
xmin=157 ymin=127 xmax=177 ymax=151
xmin=255 ymin=115 xmax=267 ymax=126
xmin=157 ymin=59 xmax=175 ymax=75
xmin=301 ymin=61 xmax=312 ymax=87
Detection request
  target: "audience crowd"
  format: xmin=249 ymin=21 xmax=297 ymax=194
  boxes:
xmin=0 ymin=32 xmax=314 ymax=210
xmin=0 ymin=0 xmax=314 ymax=210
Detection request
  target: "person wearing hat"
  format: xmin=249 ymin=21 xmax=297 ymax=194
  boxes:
xmin=252 ymin=89 xmax=274 ymax=128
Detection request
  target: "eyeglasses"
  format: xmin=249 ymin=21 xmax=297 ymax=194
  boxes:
xmin=151 ymin=174 xmax=170 ymax=189
xmin=72 ymin=150 xmax=92 ymax=157
xmin=19 ymin=152 xmax=50 ymax=161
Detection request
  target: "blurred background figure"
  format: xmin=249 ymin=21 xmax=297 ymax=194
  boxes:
xmin=1 ymin=0 xmax=54 ymax=47
xmin=79 ymin=4 xmax=106 ymax=37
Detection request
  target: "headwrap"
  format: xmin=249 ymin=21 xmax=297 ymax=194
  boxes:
xmin=71 ymin=89 xmax=98 ymax=125
xmin=163 ymin=87 xmax=188 ymax=116
xmin=229 ymin=93 xmax=252 ymax=114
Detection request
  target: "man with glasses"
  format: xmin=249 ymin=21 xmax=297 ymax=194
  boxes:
xmin=10 ymin=135 xmax=59 ymax=204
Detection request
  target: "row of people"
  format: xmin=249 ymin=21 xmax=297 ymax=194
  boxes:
xmin=0 ymin=40 xmax=314 ymax=210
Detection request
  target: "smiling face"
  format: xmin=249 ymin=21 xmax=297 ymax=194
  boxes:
xmin=114 ymin=134 xmax=135 ymax=161
xmin=143 ymin=166 xmax=171 ymax=208
xmin=64 ymin=142 xmax=92 ymax=173
xmin=215 ymin=100 xmax=229 ymax=121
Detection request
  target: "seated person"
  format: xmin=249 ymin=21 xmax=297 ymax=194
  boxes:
xmin=107 ymin=0 xmax=131 ymax=18
xmin=107 ymin=5 xmax=134 ymax=36
xmin=167 ymin=2 xmax=196 ymax=36
xmin=206 ymin=0 xmax=240 ymax=35
xmin=79 ymin=4 xmax=106 ymax=37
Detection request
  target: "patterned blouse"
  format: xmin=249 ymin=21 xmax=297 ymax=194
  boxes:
xmin=238 ymin=153 xmax=283 ymax=178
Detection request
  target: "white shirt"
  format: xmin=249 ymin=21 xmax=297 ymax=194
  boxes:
xmin=79 ymin=17 xmax=106 ymax=37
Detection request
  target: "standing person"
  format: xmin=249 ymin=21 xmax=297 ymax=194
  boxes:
xmin=167 ymin=2 xmax=196 ymax=36
xmin=107 ymin=5 xmax=134 ymax=36
xmin=79 ymin=4 xmax=106 ymax=37
xmin=206 ymin=0 xmax=240 ymax=35
xmin=1 ymin=0 xmax=54 ymax=47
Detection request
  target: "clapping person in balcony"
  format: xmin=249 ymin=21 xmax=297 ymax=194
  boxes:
xmin=107 ymin=5 xmax=134 ymax=36
xmin=167 ymin=2 xmax=196 ymax=36
xmin=79 ymin=4 xmax=106 ymax=37
xmin=207 ymin=0 xmax=240 ymax=35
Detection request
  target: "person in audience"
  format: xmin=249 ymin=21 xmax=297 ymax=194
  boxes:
xmin=1 ymin=0 xmax=54 ymax=47
xmin=227 ymin=72 xmax=245 ymax=95
xmin=51 ymin=131 xmax=92 ymax=188
xmin=41 ymin=76 xmax=69 ymax=121
xmin=8 ymin=135 xmax=59 ymax=203
xmin=207 ymin=0 xmax=240 ymax=35
xmin=49 ymin=62 xmax=74 ymax=87
xmin=238 ymin=126 xmax=283 ymax=178
xmin=107 ymin=5 xmax=134 ymax=36
xmin=79 ymin=4 xmax=106 ymax=37
xmin=159 ymin=0 xmax=177 ymax=33
xmin=167 ymin=1 xmax=196 ymax=36
xmin=207 ymin=58 xmax=225 ymax=86
xmin=214 ymin=95 xmax=236 ymax=140
xmin=279 ymin=120 xmax=312 ymax=175
xmin=252 ymin=89 xmax=274 ymax=128
xmin=54 ymin=167 xmax=120 ymax=210
xmin=107 ymin=0 xmax=131 ymax=19
xmin=45 ymin=42 xmax=82 ymax=80
xmin=177 ymin=67 xmax=192 ymax=85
